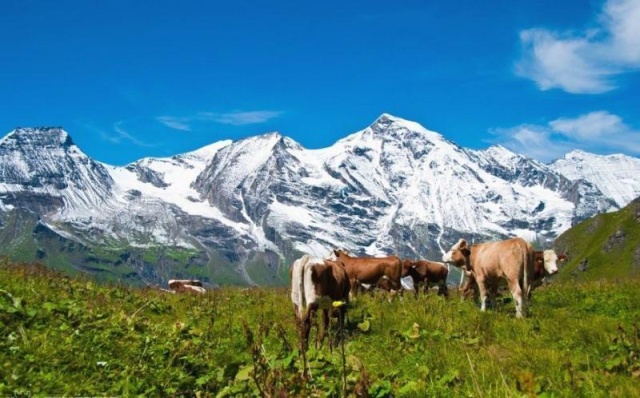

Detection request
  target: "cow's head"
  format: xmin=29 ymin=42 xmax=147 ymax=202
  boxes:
xmin=543 ymin=250 xmax=559 ymax=275
xmin=442 ymin=239 xmax=471 ymax=268
xmin=333 ymin=248 xmax=349 ymax=258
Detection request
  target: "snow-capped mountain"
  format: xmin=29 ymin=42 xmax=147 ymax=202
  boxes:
xmin=550 ymin=150 xmax=640 ymax=208
xmin=0 ymin=115 xmax=631 ymax=286
xmin=0 ymin=127 xmax=114 ymax=214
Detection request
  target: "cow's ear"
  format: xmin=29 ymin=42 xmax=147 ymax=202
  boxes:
xmin=458 ymin=239 xmax=468 ymax=250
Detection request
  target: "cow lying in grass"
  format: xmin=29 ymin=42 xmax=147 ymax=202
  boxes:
xmin=167 ymin=279 xmax=206 ymax=294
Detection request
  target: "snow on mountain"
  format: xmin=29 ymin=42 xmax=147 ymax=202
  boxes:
xmin=550 ymin=150 xmax=640 ymax=208
xmin=0 ymin=127 xmax=114 ymax=215
xmin=0 ymin=115 xmax=635 ymax=285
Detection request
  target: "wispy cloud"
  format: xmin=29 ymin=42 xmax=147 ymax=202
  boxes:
xmin=491 ymin=111 xmax=640 ymax=162
xmin=156 ymin=116 xmax=192 ymax=131
xmin=111 ymin=121 xmax=155 ymax=147
xmin=198 ymin=110 xmax=284 ymax=126
xmin=515 ymin=0 xmax=640 ymax=94
xmin=156 ymin=110 xmax=284 ymax=131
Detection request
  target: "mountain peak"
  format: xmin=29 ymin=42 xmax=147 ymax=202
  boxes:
xmin=3 ymin=127 xmax=74 ymax=149
xmin=373 ymin=113 xmax=418 ymax=127
xmin=484 ymin=144 xmax=522 ymax=161
xmin=564 ymin=149 xmax=590 ymax=160
xmin=369 ymin=113 xmax=445 ymax=142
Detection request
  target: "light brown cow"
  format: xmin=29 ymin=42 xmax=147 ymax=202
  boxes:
xmin=290 ymin=254 xmax=350 ymax=352
xmin=332 ymin=249 xmax=402 ymax=298
xmin=442 ymin=237 xmax=533 ymax=318
xmin=401 ymin=259 xmax=449 ymax=297
xmin=461 ymin=248 xmax=562 ymax=300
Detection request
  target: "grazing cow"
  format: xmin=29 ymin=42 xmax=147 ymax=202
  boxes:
xmin=401 ymin=259 xmax=449 ymax=297
xmin=529 ymin=249 xmax=561 ymax=295
xmin=533 ymin=250 xmax=559 ymax=278
xmin=442 ymin=237 xmax=533 ymax=318
xmin=290 ymin=254 xmax=350 ymax=352
xmin=460 ymin=249 xmax=561 ymax=301
xmin=167 ymin=279 xmax=206 ymax=294
xmin=332 ymin=249 xmax=402 ymax=298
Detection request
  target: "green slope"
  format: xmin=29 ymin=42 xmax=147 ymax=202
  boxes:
xmin=554 ymin=197 xmax=640 ymax=281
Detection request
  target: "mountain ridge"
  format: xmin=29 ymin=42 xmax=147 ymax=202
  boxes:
xmin=0 ymin=114 xmax=637 ymax=286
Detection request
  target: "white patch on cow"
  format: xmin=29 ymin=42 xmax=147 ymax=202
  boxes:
xmin=325 ymin=250 xmax=338 ymax=261
xmin=442 ymin=238 xmax=466 ymax=263
xmin=359 ymin=282 xmax=373 ymax=290
xmin=290 ymin=254 xmax=324 ymax=316
xmin=303 ymin=257 xmax=323 ymax=311
xmin=543 ymin=249 xmax=559 ymax=274
xmin=514 ymin=293 xmax=524 ymax=318
xmin=290 ymin=255 xmax=308 ymax=313
xmin=401 ymin=276 xmax=414 ymax=291
xmin=185 ymin=285 xmax=206 ymax=294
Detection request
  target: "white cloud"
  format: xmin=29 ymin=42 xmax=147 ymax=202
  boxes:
xmin=156 ymin=116 xmax=192 ymax=131
xmin=515 ymin=0 xmax=640 ymax=94
xmin=198 ymin=110 xmax=283 ymax=126
xmin=549 ymin=111 xmax=625 ymax=140
xmin=491 ymin=111 xmax=640 ymax=162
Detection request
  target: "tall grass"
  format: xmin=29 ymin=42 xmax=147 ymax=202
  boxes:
xmin=1 ymin=258 xmax=638 ymax=397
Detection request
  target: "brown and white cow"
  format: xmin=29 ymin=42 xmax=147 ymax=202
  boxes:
xmin=442 ymin=237 xmax=533 ymax=318
xmin=290 ymin=254 xmax=350 ymax=352
xmin=531 ymin=250 xmax=558 ymax=289
xmin=533 ymin=250 xmax=559 ymax=277
xmin=401 ymin=259 xmax=449 ymax=297
xmin=167 ymin=279 xmax=206 ymax=294
xmin=332 ymin=249 xmax=402 ymax=298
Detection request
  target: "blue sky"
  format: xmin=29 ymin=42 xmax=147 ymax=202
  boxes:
xmin=2 ymin=0 xmax=639 ymax=165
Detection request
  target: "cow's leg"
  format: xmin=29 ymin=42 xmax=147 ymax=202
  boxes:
xmin=350 ymin=278 xmax=359 ymax=299
xmin=507 ymin=278 xmax=525 ymax=318
xmin=439 ymin=280 xmax=449 ymax=297
xmin=476 ymin=276 xmax=489 ymax=311
xmin=317 ymin=309 xmax=330 ymax=349
xmin=301 ymin=310 xmax=313 ymax=352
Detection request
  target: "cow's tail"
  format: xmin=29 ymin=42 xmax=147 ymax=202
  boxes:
xmin=291 ymin=254 xmax=311 ymax=317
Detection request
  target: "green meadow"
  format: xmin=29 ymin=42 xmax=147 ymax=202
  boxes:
xmin=1 ymin=258 xmax=639 ymax=397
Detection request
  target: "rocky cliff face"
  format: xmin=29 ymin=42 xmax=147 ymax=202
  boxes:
xmin=0 ymin=115 xmax=631 ymax=286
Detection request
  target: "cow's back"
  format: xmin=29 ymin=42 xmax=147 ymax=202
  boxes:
xmin=339 ymin=254 xmax=401 ymax=282
xmin=471 ymin=237 xmax=531 ymax=280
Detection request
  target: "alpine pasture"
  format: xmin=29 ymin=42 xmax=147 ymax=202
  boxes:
xmin=1 ymin=258 xmax=639 ymax=397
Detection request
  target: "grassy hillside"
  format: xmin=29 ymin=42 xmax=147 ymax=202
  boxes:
xmin=0 ymin=208 xmax=288 ymax=287
xmin=555 ymin=197 xmax=640 ymax=281
xmin=1 ymin=258 xmax=639 ymax=397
